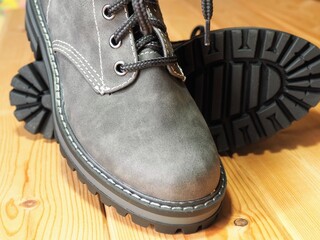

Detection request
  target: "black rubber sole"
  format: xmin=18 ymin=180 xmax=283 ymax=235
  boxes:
xmin=10 ymin=61 xmax=54 ymax=138
xmin=175 ymin=28 xmax=320 ymax=153
xmin=9 ymin=0 xmax=226 ymax=234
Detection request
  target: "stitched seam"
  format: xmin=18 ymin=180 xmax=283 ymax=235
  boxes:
xmin=160 ymin=35 xmax=184 ymax=78
xmin=53 ymin=40 xmax=102 ymax=80
xmin=46 ymin=0 xmax=52 ymax=23
xmin=155 ymin=25 xmax=184 ymax=78
xmin=92 ymin=0 xmax=104 ymax=85
xmin=99 ymin=6 xmax=138 ymax=93
xmin=54 ymin=48 xmax=99 ymax=89
xmin=158 ymin=30 xmax=170 ymax=55
xmin=53 ymin=46 xmax=102 ymax=90
xmin=169 ymin=64 xmax=184 ymax=78
xmin=138 ymin=51 xmax=158 ymax=56
xmin=52 ymin=40 xmax=134 ymax=93
xmin=88 ymin=3 xmax=137 ymax=93
xmin=33 ymin=0 xmax=224 ymax=210
xmin=53 ymin=43 xmax=102 ymax=82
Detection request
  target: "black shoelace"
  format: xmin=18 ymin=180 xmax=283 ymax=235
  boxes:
xmin=201 ymin=0 xmax=214 ymax=46
xmin=105 ymin=0 xmax=214 ymax=74
xmin=104 ymin=0 xmax=177 ymax=74
xmin=190 ymin=25 xmax=205 ymax=38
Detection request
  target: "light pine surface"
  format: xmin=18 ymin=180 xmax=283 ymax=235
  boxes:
xmin=0 ymin=0 xmax=320 ymax=239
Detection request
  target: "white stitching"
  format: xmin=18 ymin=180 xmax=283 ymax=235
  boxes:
xmin=153 ymin=23 xmax=185 ymax=79
xmin=52 ymin=39 xmax=133 ymax=93
xmin=53 ymin=40 xmax=102 ymax=79
xmin=70 ymin=2 xmax=138 ymax=94
xmin=169 ymin=64 xmax=185 ymax=78
xmin=53 ymin=46 xmax=101 ymax=86
xmin=91 ymin=0 xmax=104 ymax=84
xmin=53 ymin=43 xmax=102 ymax=83
xmin=138 ymin=51 xmax=158 ymax=56
xmin=33 ymin=0 xmax=225 ymax=210
xmin=53 ymin=45 xmax=100 ymax=84
xmin=46 ymin=0 xmax=52 ymax=23
xmin=53 ymin=47 xmax=102 ymax=92
xmin=158 ymin=30 xmax=170 ymax=55
xmin=137 ymin=49 xmax=185 ymax=78
xmin=100 ymin=6 xmax=138 ymax=93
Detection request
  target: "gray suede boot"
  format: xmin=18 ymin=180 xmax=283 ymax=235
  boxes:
xmin=9 ymin=0 xmax=226 ymax=234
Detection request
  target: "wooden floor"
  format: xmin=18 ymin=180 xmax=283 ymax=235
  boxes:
xmin=1 ymin=0 xmax=320 ymax=239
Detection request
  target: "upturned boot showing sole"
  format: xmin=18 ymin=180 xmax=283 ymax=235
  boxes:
xmin=9 ymin=0 xmax=226 ymax=234
xmin=175 ymin=28 xmax=320 ymax=153
xmin=11 ymin=27 xmax=320 ymax=155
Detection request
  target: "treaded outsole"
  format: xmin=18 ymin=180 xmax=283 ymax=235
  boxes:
xmin=175 ymin=28 xmax=320 ymax=154
xmin=9 ymin=0 xmax=225 ymax=234
xmin=10 ymin=61 xmax=54 ymax=138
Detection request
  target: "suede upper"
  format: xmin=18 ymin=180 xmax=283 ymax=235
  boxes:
xmin=40 ymin=0 xmax=221 ymax=202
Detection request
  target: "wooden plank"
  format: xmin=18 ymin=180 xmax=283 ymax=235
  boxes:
xmin=0 ymin=10 xmax=109 ymax=240
xmin=164 ymin=0 xmax=320 ymax=47
xmin=233 ymin=109 xmax=320 ymax=239
xmin=1 ymin=0 xmax=320 ymax=239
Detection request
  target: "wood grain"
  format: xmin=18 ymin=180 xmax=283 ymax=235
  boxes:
xmin=0 ymin=10 xmax=109 ymax=240
xmin=1 ymin=0 xmax=320 ymax=239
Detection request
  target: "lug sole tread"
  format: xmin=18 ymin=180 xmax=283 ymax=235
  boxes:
xmin=175 ymin=28 xmax=320 ymax=153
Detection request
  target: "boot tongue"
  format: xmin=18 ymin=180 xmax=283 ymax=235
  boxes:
xmin=134 ymin=2 xmax=185 ymax=80
xmin=133 ymin=1 xmax=165 ymax=57
xmin=138 ymin=48 xmax=161 ymax=61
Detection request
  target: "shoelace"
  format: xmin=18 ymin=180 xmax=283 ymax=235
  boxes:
xmin=104 ymin=0 xmax=177 ymax=74
xmin=201 ymin=0 xmax=214 ymax=46
xmin=105 ymin=0 xmax=214 ymax=74
xmin=190 ymin=25 xmax=205 ymax=38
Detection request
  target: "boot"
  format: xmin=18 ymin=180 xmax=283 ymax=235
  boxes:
xmin=11 ymin=24 xmax=320 ymax=155
xmin=175 ymin=27 xmax=320 ymax=153
xmin=9 ymin=0 xmax=226 ymax=234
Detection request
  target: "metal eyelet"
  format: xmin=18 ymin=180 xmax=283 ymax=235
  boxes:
xmin=109 ymin=35 xmax=122 ymax=49
xmin=114 ymin=61 xmax=126 ymax=76
xmin=102 ymin=5 xmax=115 ymax=20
